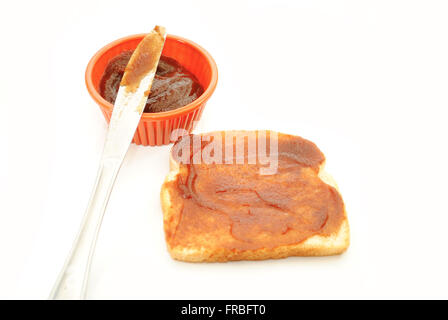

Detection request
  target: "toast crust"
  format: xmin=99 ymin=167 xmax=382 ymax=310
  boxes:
xmin=161 ymin=131 xmax=349 ymax=262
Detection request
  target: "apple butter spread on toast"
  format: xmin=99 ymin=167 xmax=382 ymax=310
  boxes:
xmin=161 ymin=131 xmax=349 ymax=262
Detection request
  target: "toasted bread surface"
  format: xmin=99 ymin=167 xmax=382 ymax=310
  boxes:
xmin=161 ymin=131 xmax=349 ymax=262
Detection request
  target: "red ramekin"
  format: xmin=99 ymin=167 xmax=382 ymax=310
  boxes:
xmin=85 ymin=34 xmax=218 ymax=146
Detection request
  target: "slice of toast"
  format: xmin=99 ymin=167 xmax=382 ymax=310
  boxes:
xmin=161 ymin=131 xmax=349 ymax=262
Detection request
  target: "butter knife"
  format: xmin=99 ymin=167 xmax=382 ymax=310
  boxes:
xmin=50 ymin=26 xmax=166 ymax=300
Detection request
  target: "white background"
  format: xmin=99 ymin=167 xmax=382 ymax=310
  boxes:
xmin=1 ymin=0 xmax=447 ymax=299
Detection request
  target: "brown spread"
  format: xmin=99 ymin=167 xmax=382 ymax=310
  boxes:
xmin=121 ymin=26 xmax=166 ymax=92
xmin=99 ymin=52 xmax=204 ymax=113
xmin=164 ymin=131 xmax=345 ymax=251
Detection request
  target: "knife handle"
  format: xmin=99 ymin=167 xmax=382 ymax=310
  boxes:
xmin=49 ymin=159 xmax=121 ymax=299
